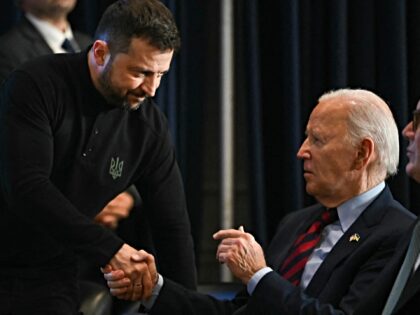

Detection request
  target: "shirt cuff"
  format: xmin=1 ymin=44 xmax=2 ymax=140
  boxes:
xmin=139 ymin=274 xmax=164 ymax=311
xmin=247 ymin=267 xmax=273 ymax=295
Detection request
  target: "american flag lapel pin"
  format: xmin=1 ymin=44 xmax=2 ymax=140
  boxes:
xmin=349 ymin=233 xmax=360 ymax=242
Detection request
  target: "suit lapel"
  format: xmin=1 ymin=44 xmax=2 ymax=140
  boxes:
xmin=18 ymin=17 xmax=54 ymax=56
xmin=305 ymin=187 xmax=392 ymax=296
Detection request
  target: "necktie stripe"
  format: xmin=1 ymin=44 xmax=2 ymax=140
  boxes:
xmin=280 ymin=208 xmax=338 ymax=286
xmin=307 ymin=221 xmax=323 ymax=233
xmin=281 ymin=237 xmax=321 ymax=269
xmin=291 ymin=279 xmax=299 ymax=286
xmin=293 ymin=220 xmax=323 ymax=246
xmin=282 ymin=257 xmax=309 ymax=280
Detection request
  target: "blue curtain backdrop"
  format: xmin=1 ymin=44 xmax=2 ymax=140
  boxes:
xmin=2 ymin=0 xmax=420 ymax=276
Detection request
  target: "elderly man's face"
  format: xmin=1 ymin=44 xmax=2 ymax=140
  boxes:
xmin=402 ymin=100 xmax=420 ymax=182
xmin=297 ymin=99 xmax=361 ymax=207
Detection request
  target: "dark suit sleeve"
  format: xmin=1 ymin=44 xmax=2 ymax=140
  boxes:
xmin=246 ymin=271 xmax=345 ymax=315
xmin=149 ymin=279 xmax=248 ymax=315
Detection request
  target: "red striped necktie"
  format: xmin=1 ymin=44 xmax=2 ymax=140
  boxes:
xmin=279 ymin=208 xmax=338 ymax=286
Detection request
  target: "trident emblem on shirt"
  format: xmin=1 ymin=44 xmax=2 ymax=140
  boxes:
xmin=109 ymin=157 xmax=124 ymax=180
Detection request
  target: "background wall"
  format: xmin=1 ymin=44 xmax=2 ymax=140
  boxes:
xmin=1 ymin=0 xmax=420 ymax=283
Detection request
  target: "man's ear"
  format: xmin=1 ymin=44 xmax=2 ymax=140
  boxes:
xmin=354 ymin=138 xmax=375 ymax=170
xmin=91 ymin=40 xmax=110 ymax=66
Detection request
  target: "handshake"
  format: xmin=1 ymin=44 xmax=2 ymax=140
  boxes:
xmin=102 ymin=227 xmax=267 ymax=301
xmin=101 ymin=243 xmax=158 ymax=301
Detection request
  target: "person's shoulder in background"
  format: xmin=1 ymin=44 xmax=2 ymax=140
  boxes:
xmin=0 ymin=16 xmax=52 ymax=83
xmin=73 ymin=30 xmax=92 ymax=50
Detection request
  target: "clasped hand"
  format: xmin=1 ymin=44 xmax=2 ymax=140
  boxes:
xmin=102 ymin=244 xmax=157 ymax=301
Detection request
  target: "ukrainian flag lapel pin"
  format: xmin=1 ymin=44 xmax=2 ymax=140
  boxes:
xmin=349 ymin=233 xmax=360 ymax=242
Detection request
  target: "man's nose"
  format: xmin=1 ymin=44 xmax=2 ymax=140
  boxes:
xmin=297 ymin=138 xmax=309 ymax=159
xmin=402 ymin=121 xmax=415 ymax=140
xmin=142 ymin=74 xmax=160 ymax=97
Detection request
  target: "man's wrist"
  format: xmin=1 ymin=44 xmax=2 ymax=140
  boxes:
xmin=246 ymin=267 xmax=273 ymax=295
xmin=140 ymin=273 xmax=164 ymax=311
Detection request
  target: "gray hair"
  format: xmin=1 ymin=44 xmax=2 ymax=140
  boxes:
xmin=319 ymin=89 xmax=399 ymax=179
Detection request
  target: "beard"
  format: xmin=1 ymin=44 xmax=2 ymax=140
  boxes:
xmin=97 ymin=62 xmax=145 ymax=111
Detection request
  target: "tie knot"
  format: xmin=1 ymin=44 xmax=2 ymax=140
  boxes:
xmin=61 ymin=38 xmax=77 ymax=53
xmin=321 ymin=208 xmax=338 ymax=226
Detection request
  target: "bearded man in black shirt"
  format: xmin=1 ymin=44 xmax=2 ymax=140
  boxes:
xmin=0 ymin=0 xmax=196 ymax=314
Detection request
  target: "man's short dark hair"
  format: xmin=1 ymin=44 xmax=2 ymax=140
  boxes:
xmin=94 ymin=0 xmax=180 ymax=55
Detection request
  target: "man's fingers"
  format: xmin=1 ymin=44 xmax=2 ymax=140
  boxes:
xmin=101 ymin=264 xmax=113 ymax=274
xmin=213 ymin=229 xmax=243 ymax=240
xmin=130 ymin=280 xmax=144 ymax=301
xmin=126 ymin=252 xmax=156 ymax=300
xmin=131 ymin=249 xmax=153 ymax=262
xmin=110 ymin=286 xmax=129 ymax=298
xmin=104 ymin=269 xmax=126 ymax=281
xmin=213 ymin=229 xmax=255 ymax=242
xmin=107 ymin=277 xmax=131 ymax=289
xmin=140 ymin=267 xmax=153 ymax=300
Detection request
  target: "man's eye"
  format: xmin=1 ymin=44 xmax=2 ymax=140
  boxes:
xmin=132 ymin=72 xmax=145 ymax=78
xmin=311 ymin=136 xmax=322 ymax=145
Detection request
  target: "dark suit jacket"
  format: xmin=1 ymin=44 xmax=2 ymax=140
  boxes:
xmin=353 ymin=219 xmax=420 ymax=315
xmin=394 ymin=260 xmax=420 ymax=314
xmin=149 ymin=186 xmax=416 ymax=315
xmin=0 ymin=16 xmax=92 ymax=83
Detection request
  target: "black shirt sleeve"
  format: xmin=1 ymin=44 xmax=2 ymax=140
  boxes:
xmin=0 ymin=69 xmax=123 ymax=266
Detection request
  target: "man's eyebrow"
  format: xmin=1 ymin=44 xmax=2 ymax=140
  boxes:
xmin=127 ymin=66 xmax=148 ymax=72
xmin=128 ymin=66 xmax=169 ymax=73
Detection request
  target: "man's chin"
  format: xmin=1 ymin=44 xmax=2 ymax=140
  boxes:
xmin=406 ymin=164 xmax=420 ymax=182
xmin=122 ymin=99 xmax=144 ymax=111
xmin=123 ymin=94 xmax=147 ymax=110
xmin=304 ymin=182 xmax=318 ymax=197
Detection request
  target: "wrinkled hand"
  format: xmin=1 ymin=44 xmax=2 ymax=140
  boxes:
xmin=102 ymin=245 xmax=157 ymax=301
xmin=95 ymin=191 xmax=134 ymax=229
xmin=213 ymin=228 xmax=266 ymax=284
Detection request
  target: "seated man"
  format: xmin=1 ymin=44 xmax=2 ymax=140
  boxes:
xmin=104 ymin=88 xmax=416 ymax=315
xmin=351 ymin=98 xmax=420 ymax=315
